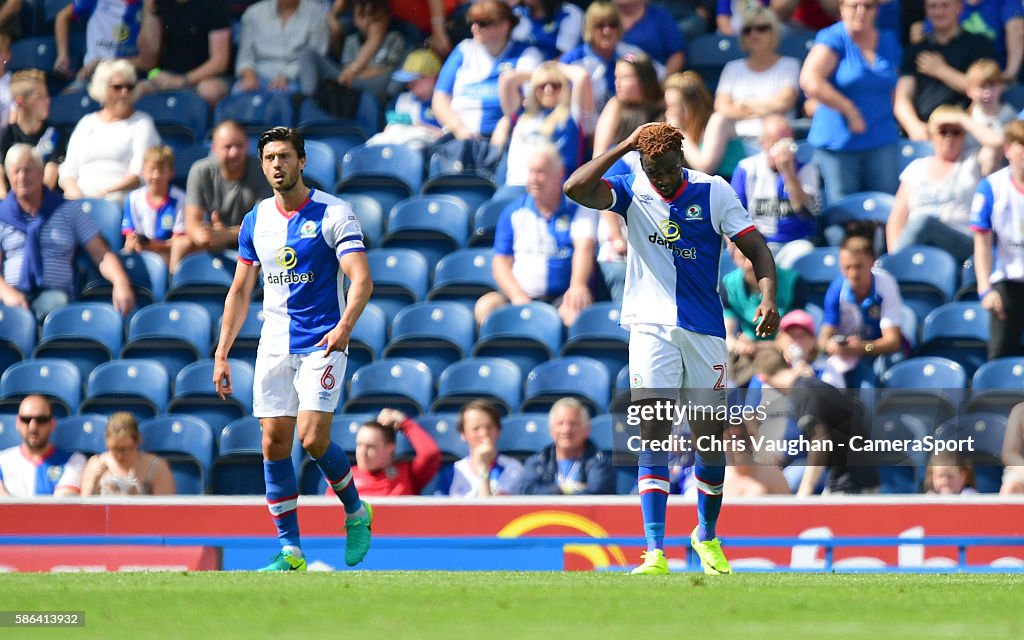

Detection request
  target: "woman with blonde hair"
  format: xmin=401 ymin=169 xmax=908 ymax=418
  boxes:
xmin=495 ymin=62 xmax=582 ymax=186
xmin=81 ymin=412 xmax=176 ymax=496
xmin=665 ymin=71 xmax=746 ymax=178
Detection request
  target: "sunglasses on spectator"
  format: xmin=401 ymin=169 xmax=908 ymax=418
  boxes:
xmin=537 ymin=82 xmax=564 ymax=91
xmin=742 ymin=24 xmax=772 ymax=35
xmin=109 ymin=83 xmax=136 ymax=92
xmin=471 ymin=18 xmax=497 ymax=28
xmin=18 ymin=414 xmax=51 ymax=423
xmin=595 ymin=21 xmax=620 ymax=31
xmin=936 ymin=127 xmax=965 ymax=137
xmin=843 ymin=2 xmax=877 ymax=10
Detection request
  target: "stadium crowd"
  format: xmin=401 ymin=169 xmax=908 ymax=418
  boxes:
xmin=0 ymin=0 xmax=1023 ymax=498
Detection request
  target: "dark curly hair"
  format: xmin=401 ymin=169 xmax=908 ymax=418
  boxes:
xmin=637 ymin=123 xmax=684 ymax=159
xmin=257 ymin=126 xmax=306 ymax=161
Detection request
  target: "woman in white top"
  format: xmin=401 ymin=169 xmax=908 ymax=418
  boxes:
xmin=81 ymin=412 xmax=175 ymax=496
xmin=886 ymin=106 xmax=984 ymax=265
xmin=58 ymin=59 xmax=160 ymax=205
xmin=713 ymin=5 xmax=800 ymax=140
xmin=448 ymin=400 xmax=524 ymax=498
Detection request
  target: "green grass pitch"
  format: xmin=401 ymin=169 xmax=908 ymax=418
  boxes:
xmin=3 ymin=572 xmax=1021 ymax=640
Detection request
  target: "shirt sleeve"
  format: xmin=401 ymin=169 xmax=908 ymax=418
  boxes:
xmin=1003 ymin=0 xmax=1024 ymax=21
xmin=71 ymin=0 xmax=97 ymax=20
xmin=815 ymin=23 xmax=847 ymax=57
xmin=716 ymin=60 xmax=738 ymax=97
xmin=237 ymin=208 xmax=259 ymax=264
xmin=569 ymin=206 xmax=598 ymax=242
xmin=235 ymin=6 xmax=257 ymax=75
xmin=555 ymin=6 xmax=583 ymax=55
xmin=74 ymin=201 xmax=102 ymax=245
xmin=323 ymin=202 xmax=366 ymax=259
xmin=657 ymin=7 xmax=686 ymax=55
xmin=516 ymin=46 xmax=543 ymax=74
xmin=121 ymin=195 xmax=135 ymax=235
xmin=56 ymin=452 xmax=86 ymax=493
xmin=493 ymin=203 xmax=516 ymax=256
xmin=435 ymin=45 xmax=463 ymax=95
xmin=970 ymin=178 xmax=994 ymax=232
xmin=822 ymin=278 xmax=843 ymax=327
xmin=601 ymin=173 xmax=633 ymax=217
xmin=717 ymin=0 xmax=732 ymax=16
xmin=875 ymin=270 xmax=902 ymax=331
xmin=171 ymin=192 xmax=186 ymax=235
xmin=711 ymin=176 xmax=756 ymax=240
xmin=730 ymin=163 xmax=749 ymax=209
xmin=555 ymin=117 xmax=581 ymax=173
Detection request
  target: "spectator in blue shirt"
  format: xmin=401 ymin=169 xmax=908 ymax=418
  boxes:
xmin=615 ymin=0 xmax=687 ymax=75
xmin=474 ymin=142 xmax=598 ymax=327
xmin=915 ymin=0 xmax=1023 ymax=82
xmin=513 ymin=397 xmax=616 ymax=495
xmin=800 ymin=0 xmax=902 ymax=204
xmin=512 ymin=0 xmax=584 ymax=60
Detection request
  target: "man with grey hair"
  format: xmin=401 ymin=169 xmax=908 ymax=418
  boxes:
xmin=513 ymin=397 xmax=615 ymax=495
xmin=0 ymin=144 xmax=135 ymax=320
xmin=474 ymin=143 xmax=598 ymax=327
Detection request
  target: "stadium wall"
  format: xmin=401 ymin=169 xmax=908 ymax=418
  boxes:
xmin=1 ymin=497 xmax=1023 ymax=572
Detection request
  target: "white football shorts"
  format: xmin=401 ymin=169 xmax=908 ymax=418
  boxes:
xmin=628 ymin=323 xmax=728 ymax=402
xmin=252 ymin=349 xmax=347 ymax=417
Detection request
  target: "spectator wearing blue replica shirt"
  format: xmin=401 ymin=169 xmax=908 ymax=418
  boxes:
xmin=0 ymin=396 xmax=85 ymax=497
xmin=800 ymin=0 xmax=902 ymax=204
xmin=445 ymin=400 xmax=524 ymax=497
xmin=433 ymin=0 xmax=543 ymax=140
xmin=474 ymin=142 xmax=598 ymax=328
xmin=614 ymin=0 xmax=687 ymax=76
xmin=511 ymin=0 xmax=584 ymax=60
xmin=513 ymin=397 xmax=615 ymax=495
xmin=560 ymin=1 xmax=662 ymax=118
xmin=54 ymin=0 xmax=149 ymax=85
xmin=818 ymin=230 xmax=905 ymax=388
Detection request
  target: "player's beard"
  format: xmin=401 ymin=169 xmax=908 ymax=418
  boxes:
xmin=274 ymin=169 xmax=302 ymax=195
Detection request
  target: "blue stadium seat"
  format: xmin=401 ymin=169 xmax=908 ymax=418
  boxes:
xmin=347 ymin=303 xmax=388 ymax=390
xmin=383 ymin=302 xmax=475 ymax=378
xmin=121 ymin=302 xmax=212 ymax=378
xmin=49 ymin=91 xmax=99 ymax=129
xmin=417 ymin=413 xmax=468 ymax=462
xmin=136 ymin=90 xmax=210 ymax=141
xmin=791 ymin=247 xmax=839 ymax=307
xmin=521 ymin=357 xmax=611 ymax=415
xmin=426 ymin=249 xmax=496 ymax=308
xmin=432 ymin=358 xmax=522 ymax=415
xmin=823 ymin=191 xmax=894 ymax=229
xmin=80 ymin=198 xmax=125 ymax=252
xmin=51 ymin=414 xmax=109 ymax=456
xmin=877 ymin=246 xmax=958 ymax=323
xmin=956 ymin=257 xmax=977 ymax=302
xmin=422 ymin=156 xmax=498 ymax=215
xmin=301 ymin=139 xmax=338 ymax=191
xmin=339 ymin=194 xmax=384 ymax=248
xmin=0 ymin=414 xmax=21 ymax=449
xmin=469 ymin=197 xmax=510 ymax=248
xmin=221 ymin=306 xmax=263 ymax=361
xmin=212 ymin=91 xmax=294 ymax=132
xmin=381 ymin=195 xmax=469 ymax=267
xmin=777 ymin=27 xmax=816 ymax=62
xmin=33 ymin=303 xmax=123 ymax=380
xmin=167 ymin=359 xmax=254 ymax=434
xmin=498 ymin=413 xmax=551 ymax=460
xmin=211 ymin=417 xmax=265 ymax=495
xmin=876 ymin=357 xmax=966 ymax=428
xmin=342 ymin=358 xmax=434 ymax=416
xmin=140 ymin=415 xmax=215 ymax=495
xmin=10 ymin=35 xmax=57 ymax=71
xmin=933 ymin=413 xmax=1007 ymax=493
xmin=0 ymin=359 xmax=81 ymax=417
xmin=472 ymin=303 xmax=563 ymax=375
xmin=686 ymin=34 xmax=743 ymax=91
xmin=1004 ymin=85 xmax=1024 ymax=111
xmin=897 ymin=140 xmax=935 ymax=173
xmin=80 ymin=359 xmax=170 ymax=420
xmin=919 ymin=302 xmax=989 ymax=377
xmin=616 ymin=364 xmax=630 ymax=390
xmin=364 ymin=248 xmax=429 ymax=324
xmin=79 ymin=251 xmax=169 ymax=308
xmin=0 ymin=306 xmax=37 ymax=378
xmin=589 ymin=413 xmax=629 ymax=455
xmin=871 ymin=414 xmax=928 ymax=494
xmin=561 ymin=302 xmax=629 ymax=378
xmin=165 ymin=253 xmax=235 ymax=321
xmin=967 ymin=358 xmax=1024 ymax=415
xmin=172 ymin=144 xmax=211 ymax=189
xmin=297 ymin=120 xmax=367 ymax=166
xmin=337 ymin=144 xmax=424 ymax=214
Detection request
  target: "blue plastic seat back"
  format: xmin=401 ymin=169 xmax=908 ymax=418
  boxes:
xmin=498 ymin=413 xmax=551 ymax=459
xmin=339 ymin=194 xmax=384 ymax=249
xmin=477 ymin=303 xmax=563 ymax=354
xmin=385 ymin=195 xmax=469 ymax=247
xmin=897 ymin=140 xmax=935 ymax=173
xmin=416 ymin=413 xmax=468 ymax=461
xmin=364 ymin=248 xmax=429 ymax=303
xmin=49 ymin=91 xmax=99 ymax=127
xmin=686 ymin=34 xmax=743 ymax=91
xmin=522 ymin=357 xmax=610 ymax=414
xmin=171 ymin=253 xmax=236 ymax=289
xmin=389 ymin=302 xmax=475 ymax=354
xmin=213 ymin=91 xmax=294 ymax=128
xmin=430 ymin=249 xmax=496 ymax=295
xmin=0 ymin=414 xmax=21 ymax=449
xmin=80 ymin=198 xmax=125 ymax=252
xmin=136 ymin=90 xmax=210 ymax=134
xmin=791 ymin=247 xmax=840 ymax=307
xmin=86 ymin=359 xmax=171 ymax=414
xmin=824 ymin=191 xmax=894 ymax=227
xmin=435 ymin=358 xmax=522 ymax=415
xmin=0 ymin=305 xmax=38 ymax=359
xmin=51 ymin=414 xmax=110 ymax=456
xmin=218 ymin=417 xmax=263 ymax=454
xmin=10 ymin=36 xmax=57 ymax=72
xmin=302 ymin=139 xmax=338 ymax=190
xmin=881 ymin=356 xmax=966 ymax=390
xmin=0 ymin=359 xmax=81 ymax=416
xmin=344 ymin=358 xmax=434 ymax=415
xmin=140 ymin=415 xmax=215 ymax=494
xmin=39 ymin=302 xmax=123 ymax=353
xmin=175 ymin=358 xmax=254 ymax=410
xmin=126 ymin=302 xmax=212 ymax=356
xmin=340 ymin=144 xmax=424 ymax=192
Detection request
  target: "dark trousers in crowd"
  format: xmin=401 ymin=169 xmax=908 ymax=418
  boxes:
xmin=989 ymin=280 xmax=1024 ymax=360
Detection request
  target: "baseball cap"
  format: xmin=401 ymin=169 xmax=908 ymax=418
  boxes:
xmin=392 ymin=49 xmax=442 ymax=83
xmin=780 ymin=310 xmax=815 ymax=335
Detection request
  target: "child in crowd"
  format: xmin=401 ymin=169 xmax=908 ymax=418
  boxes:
xmin=121 ymin=146 xmax=187 ymax=270
xmin=964 ymin=59 xmax=1019 ymax=172
xmin=0 ymin=70 xmax=65 ymax=198
xmin=367 ymin=49 xmax=444 ymax=148
xmin=924 ymin=452 xmax=977 ymax=495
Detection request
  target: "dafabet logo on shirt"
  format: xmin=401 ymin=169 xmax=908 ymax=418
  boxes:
xmin=267 ymin=246 xmax=315 ymax=285
xmin=648 ymin=219 xmax=696 ymax=260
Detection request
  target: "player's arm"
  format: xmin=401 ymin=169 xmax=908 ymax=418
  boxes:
xmin=319 ymin=250 xmax=373 ymax=356
xmin=213 ymin=259 xmax=260 ymax=398
xmin=734 ymin=229 xmax=779 ymax=338
xmin=564 ymin=123 xmax=652 ymax=210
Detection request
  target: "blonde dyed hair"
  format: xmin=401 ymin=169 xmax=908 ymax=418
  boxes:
xmin=525 ymin=62 xmax=572 ymax=139
xmin=106 ymin=412 xmax=141 ymax=443
xmin=11 ymin=69 xmax=47 ymax=101
xmin=143 ymin=145 xmax=176 ymax=170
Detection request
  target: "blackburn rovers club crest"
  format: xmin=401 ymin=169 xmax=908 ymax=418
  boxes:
xmin=685 ymin=204 xmax=703 ymax=221
xmin=630 ymin=374 xmax=643 ymax=388
xmin=300 ymin=220 xmax=317 ymax=239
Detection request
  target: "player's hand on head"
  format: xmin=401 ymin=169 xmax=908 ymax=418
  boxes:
xmin=626 ymin=122 xmax=658 ymax=151
xmin=213 ymin=359 xmax=233 ymax=400
xmin=377 ymin=409 xmax=406 ymax=430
